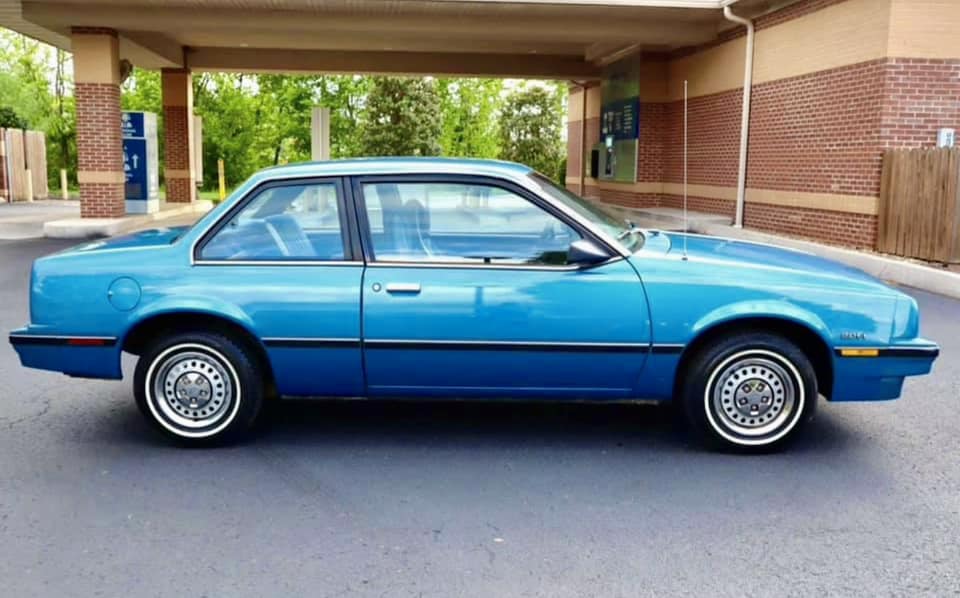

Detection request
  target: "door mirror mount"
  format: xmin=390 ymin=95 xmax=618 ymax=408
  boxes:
xmin=567 ymin=239 xmax=612 ymax=266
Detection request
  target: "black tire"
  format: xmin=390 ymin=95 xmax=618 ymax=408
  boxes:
xmin=679 ymin=332 xmax=817 ymax=453
xmin=133 ymin=331 xmax=264 ymax=446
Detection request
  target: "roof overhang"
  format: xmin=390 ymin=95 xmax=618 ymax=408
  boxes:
xmin=1 ymin=0 xmax=779 ymax=78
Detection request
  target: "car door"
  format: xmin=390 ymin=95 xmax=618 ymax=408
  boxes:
xmin=354 ymin=174 xmax=651 ymax=398
xmin=191 ymin=177 xmax=364 ymax=397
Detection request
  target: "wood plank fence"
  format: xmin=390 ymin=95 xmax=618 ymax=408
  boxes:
xmin=0 ymin=127 xmax=49 ymax=202
xmin=878 ymin=148 xmax=960 ymax=264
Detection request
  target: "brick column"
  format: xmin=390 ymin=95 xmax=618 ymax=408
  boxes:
xmin=72 ymin=27 xmax=124 ymax=218
xmin=161 ymin=69 xmax=195 ymax=203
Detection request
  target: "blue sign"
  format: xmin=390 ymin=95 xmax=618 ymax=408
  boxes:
xmin=601 ymin=97 xmax=640 ymax=141
xmin=121 ymin=111 xmax=159 ymax=212
xmin=121 ymin=112 xmax=144 ymax=139
xmin=123 ymin=138 xmax=148 ymax=200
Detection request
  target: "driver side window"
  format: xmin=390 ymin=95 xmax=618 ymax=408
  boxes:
xmin=362 ymin=181 xmax=580 ymax=266
xmin=200 ymin=182 xmax=345 ymax=261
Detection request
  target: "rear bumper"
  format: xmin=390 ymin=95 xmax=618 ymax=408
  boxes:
xmin=9 ymin=327 xmax=123 ymax=379
xmin=830 ymin=339 xmax=939 ymax=401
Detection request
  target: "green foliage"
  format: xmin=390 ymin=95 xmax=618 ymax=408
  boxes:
xmin=255 ymin=75 xmax=316 ymax=166
xmin=317 ymin=76 xmax=371 ymax=159
xmin=497 ymin=84 xmax=566 ymax=180
xmin=0 ymin=106 xmax=27 ymax=129
xmin=360 ymin=77 xmax=442 ymax=157
xmin=0 ymin=30 xmax=76 ymax=187
xmin=193 ymin=73 xmax=261 ymax=188
xmin=437 ymin=78 xmax=502 ymax=158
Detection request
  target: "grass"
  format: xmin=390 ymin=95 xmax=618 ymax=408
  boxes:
xmin=196 ymin=188 xmax=228 ymax=203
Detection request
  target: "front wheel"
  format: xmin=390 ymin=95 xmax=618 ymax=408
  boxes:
xmin=134 ymin=331 xmax=264 ymax=446
xmin=680 ymin=332 xmax=817 ymax=452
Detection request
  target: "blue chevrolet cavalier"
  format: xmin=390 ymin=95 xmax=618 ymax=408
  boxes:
xmin=8 ymin=158 xmax=939 ymax=450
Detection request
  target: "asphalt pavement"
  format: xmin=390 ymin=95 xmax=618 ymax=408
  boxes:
xmin=1 ymin=237 xmax=958 ymax=597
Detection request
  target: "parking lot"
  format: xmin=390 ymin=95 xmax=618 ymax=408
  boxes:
xmin=1 ymin=236 xmax=958 ymax=597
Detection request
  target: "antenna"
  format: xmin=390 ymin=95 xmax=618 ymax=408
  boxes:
xmin=682 ymin=79 xmax=689 ymax=261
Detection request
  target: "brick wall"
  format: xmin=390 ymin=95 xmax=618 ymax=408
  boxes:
xmin=75 ymin=82 xmax=124 ymax=218
xmin=880 ymin=58 xmax=960 ymax=148
xmin=662 ymin=90 xmax=742 ymax=188
xmin=659 ymin=194 xmax=735 ymax=217
xmin=583 ymin=186 xmax=661 ymax=209
xmin=744 ymin=202 xmax=877 ymax=248
xmin=637 ymin=102 xmax=665 ymax=183
xmin=747 ymin=60 xmax=887 ymax=196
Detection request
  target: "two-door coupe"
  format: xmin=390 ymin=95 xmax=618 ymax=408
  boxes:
xmin=9 ymin=158 xmax=939 ymax=451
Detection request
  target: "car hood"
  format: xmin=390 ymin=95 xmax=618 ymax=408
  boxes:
xmin=60 ymin=226 xmax=190 ymax=254
xmin=648 ymin=231 xmax=890 ymax=288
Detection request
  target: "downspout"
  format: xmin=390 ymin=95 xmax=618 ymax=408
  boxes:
xmin=723 ymin=4 xmax=755 ymax=228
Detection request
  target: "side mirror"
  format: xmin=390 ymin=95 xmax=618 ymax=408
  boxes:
xmin=567 ymin=238 xmax=611 ymax=266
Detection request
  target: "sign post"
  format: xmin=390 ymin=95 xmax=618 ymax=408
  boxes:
xmin=121 ymin=111 xmax=159 ymax=214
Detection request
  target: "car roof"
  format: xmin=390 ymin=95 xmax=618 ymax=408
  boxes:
xmin=254 ymin=157 xmax=534 ymax=181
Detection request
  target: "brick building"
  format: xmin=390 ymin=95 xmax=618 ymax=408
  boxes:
xmin=567 ymin=0 xmax=960 ymax=249
xmin=0 ymin=0 xmax=956 ymax=246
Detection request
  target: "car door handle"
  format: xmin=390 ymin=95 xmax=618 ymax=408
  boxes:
xmin=385 ymin=283 xmax=421 ymax=294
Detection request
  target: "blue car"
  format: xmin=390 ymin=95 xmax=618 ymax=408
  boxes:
xmin=8 ymin=158 xmax=939 ymax=451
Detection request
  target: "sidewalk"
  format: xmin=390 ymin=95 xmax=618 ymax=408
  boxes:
xmin=0 ymin=199 xmax=213 ymax=240
xmin=0 ymin=200 xmax=79 ymax=240
xmin=618 ymin=206 xmax=960 ymax=300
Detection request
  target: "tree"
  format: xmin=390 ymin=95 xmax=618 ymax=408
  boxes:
xmin=497 ymin=84 xmax=565 ymax=180
xmin=0 ymin=30 xmax=73 ymax=187
xmin=0 ymin=106 xmax=27 ymax=129
xmin=359 ymin=77 xmax=442 ymax=157
xmin=256 ymin=75 xmax=317 ymax=165
xmin=193 ymin=73 xmax=261 ymax=188
xmin=437 ymin=78 xmax=502 ymax=158
xmin=316 ymin=75 xmax=371 ymax=159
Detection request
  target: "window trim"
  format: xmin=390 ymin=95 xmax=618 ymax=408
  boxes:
xmin=350 ymin=174 xmax=622 ymax=270
xmin=192 ymin=176 xmax=359 ymax=265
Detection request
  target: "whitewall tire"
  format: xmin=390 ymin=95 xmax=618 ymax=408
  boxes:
xmin=680 ymin=332 xmax=817 ymax=452
xmin=134 ymin=331 xmax=264 ymax=445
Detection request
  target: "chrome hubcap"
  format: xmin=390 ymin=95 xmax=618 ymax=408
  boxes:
xmin=152 ymin=350 xmax=234 ymax=429
xmin=712 ymin=356 xmax=796 ymax=437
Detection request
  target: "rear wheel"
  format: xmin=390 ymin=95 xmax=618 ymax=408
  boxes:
xmin=134 ymin=331 xmax=264 ymax=446
xmin=680 ymin=332 xmax=817 ymax=452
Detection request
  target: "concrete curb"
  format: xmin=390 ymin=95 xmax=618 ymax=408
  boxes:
xmin=697 ymin=222 xmax=960 ymax=300
xmin=44 ymin=201 xmax=213 ymax=239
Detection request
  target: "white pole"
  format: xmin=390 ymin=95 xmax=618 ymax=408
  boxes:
xmin=60 ymin=168 xmax=68 ymax=200
xmin=311 ymin=107 xmax=331 ymax=161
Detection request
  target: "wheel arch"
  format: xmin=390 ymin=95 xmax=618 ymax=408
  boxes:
xmin=122 ymin=309 xmax=276 ymax=395
xmin=676 ymin=316 xmax=834 ymax=400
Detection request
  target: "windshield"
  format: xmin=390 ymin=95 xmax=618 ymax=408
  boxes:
xmin=527 ymin=173 xmax=644 ymax=252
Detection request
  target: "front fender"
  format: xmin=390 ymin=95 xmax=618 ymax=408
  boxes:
xmin=690 ymin=299 xmax=832 ymax=344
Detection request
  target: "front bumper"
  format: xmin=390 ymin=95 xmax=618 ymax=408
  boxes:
xmin=830 ymin=339 xmax=939 ymax=401
xmin=9 ymin=327 xmax=123 ymax=379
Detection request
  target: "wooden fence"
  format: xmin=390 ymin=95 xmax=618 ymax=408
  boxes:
xmin=0 ymin=127 xmax=49 ymax=202
xmin=878 ymin=148 xmax=960 ymax=264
